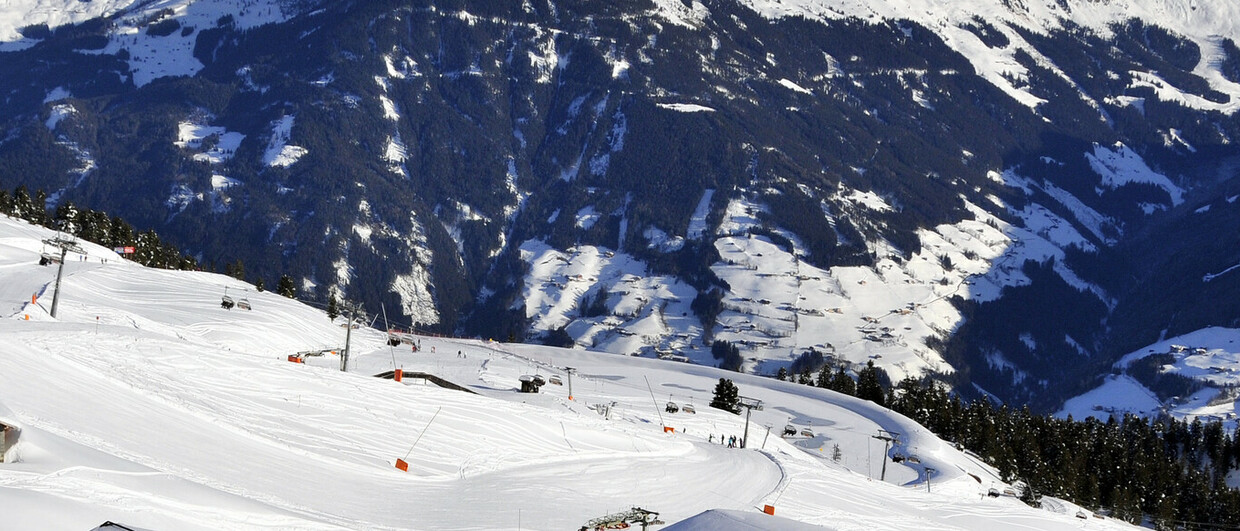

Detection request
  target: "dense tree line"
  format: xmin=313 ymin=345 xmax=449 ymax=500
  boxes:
xmin=887 ymin=379 xmax=1240 ymax=529
xmin=0 ymin=185 xmax=198 ymax=270
xmin=711 ymin=340 xmax=744 ymax=372
xmin=772 ymin=358 xmax=1240 ymax=528
xmin=0 ymin=184 xmax=305 ymax=301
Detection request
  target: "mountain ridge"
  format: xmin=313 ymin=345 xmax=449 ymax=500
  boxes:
xmin=0 ymin=0 xmax=1238 ymax=413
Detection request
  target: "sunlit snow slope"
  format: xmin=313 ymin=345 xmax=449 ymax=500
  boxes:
xmin=0 ymin=214 xmax=1140 ymax=530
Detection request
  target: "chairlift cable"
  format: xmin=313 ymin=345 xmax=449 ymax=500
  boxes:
xmin=644 ymin=375 xmax=665 ymax=428
xmin=381 ymin=302 xmax=397 ymax=370
xmin=403 ymin=406 xmax=443 ymax=460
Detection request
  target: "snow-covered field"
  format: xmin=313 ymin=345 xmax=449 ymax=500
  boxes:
xmin=1060 ymin=327 xmax=1240 ymax=429
xmin=0 ymin=215 xmax=1137 ymax=530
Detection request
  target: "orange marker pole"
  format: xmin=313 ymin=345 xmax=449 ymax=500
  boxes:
xmin=395 ymin=406 xmax=442 ymax=473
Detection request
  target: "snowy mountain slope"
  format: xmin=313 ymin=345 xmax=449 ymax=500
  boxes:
xmin=740 ymin=0 xmax=1240 ymax=115
xmin=1060 ymin=327 xmax=1240 ymax=429
xmin=8 ymin=0 xmax=1240 ymax=110
xmin=0 ymin=214 xmax=1139 ymax=529
xmin=2 ymin=0 xmax=1239 ymax=416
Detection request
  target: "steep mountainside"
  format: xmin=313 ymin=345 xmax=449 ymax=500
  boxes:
xmin=2 ymin=0 xmax=1240 ymax=411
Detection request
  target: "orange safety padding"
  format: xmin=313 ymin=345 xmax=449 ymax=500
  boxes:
xmin=663 ymin=426 xmax=675 ymax=433
xmin=763 ymin=505 xmax=775 ymax=515
xmin=395 ymin=459 xmax=409 ymax=472
xmin=287 ymin=355 xmax=301 ymax=363
xmin=31 ymin=294 xmax=36 ymax=304
xmin=394 ymin=369 xmax=403 ymax=382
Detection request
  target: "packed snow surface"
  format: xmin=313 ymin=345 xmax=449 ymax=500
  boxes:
xmin=0 ymin=215 xmax=1141 ymax=530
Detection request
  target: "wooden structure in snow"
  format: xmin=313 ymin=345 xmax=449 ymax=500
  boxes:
xmin=0 ymin=421 xmax=17 ymax=462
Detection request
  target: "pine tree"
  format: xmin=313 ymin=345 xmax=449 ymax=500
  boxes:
xmin=832 ymin=443 xmax=842 ymax=463
xmin=829 ymin=367 xmax=856 ymax=396
xmin=327 ymin=293 xmax=340 ymax=321
xmin=277 ymin=274 xmax=297 ymax=298
xmin=31 ymin=189 xmax=48 ymax=226
xmin=53 ymin=201 xmax=79 ymax=233
xmin=856 ymin=360 xmax=886 ymax=406
xmin=776 ymin=367 xmax=788 ymax=381
xmin=709 ymin=378 xmax=740 ymax=414
xmin=255 ymin=278 xmax=265 ymax=292
xmin=12 ymin=185 xmax=33 ymax=219
xmin=816 ymin=364 xmax=832 ymax=388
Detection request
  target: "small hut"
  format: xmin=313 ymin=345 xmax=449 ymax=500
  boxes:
xmin=0 ymin=421 xmax=18 ymax=462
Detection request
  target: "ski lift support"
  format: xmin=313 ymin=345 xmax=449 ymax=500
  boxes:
xmin=872 ymin=429 xmax=901 ymax=482
xmin=339 ymin=301 xmax=364 ymax=372
xmin=41 ymin=235 xmax=84 ymax=318
xmin=738 ymin=396 xmax=763 ymax=449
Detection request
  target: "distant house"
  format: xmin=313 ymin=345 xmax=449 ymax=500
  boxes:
xmin=0 ymin=421 xmax=17 ymax=462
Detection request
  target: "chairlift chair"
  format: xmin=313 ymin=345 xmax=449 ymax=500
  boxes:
xmin=664 ymin=401 xmax=679 ymax=413
xmin=548 ymin=374 xmax=563 ymax=385
xmin=681 ymin=404 xmax=695 ymax=414
xmin=220 ymin=295 xmax=235 ymax=310
xmin=783 ymin=425 xmax=797 ymax=436
xmin=800 ymin=428 xmax=814 ymax=437
xmin=237 ymin=297 xmax=251 ymax=310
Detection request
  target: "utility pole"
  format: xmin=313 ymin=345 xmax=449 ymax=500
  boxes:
xmin=925 ymin=467 xmax=936 ymax=493
xmin=871 ymin=429 xmax=900 ymax=482
xmin=565 ymin=367 xmax=576 ymax=400
xmin=738 ymin=396 xmax=763 ymax=449
xmin=42 ymin=235 xmax=83 ymax=319
xmin=340 ymin=302 xmax=363 ymax=372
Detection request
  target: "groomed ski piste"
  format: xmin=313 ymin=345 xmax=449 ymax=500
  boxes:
xmin=0 ymin=215 xmax=1135 ymax=530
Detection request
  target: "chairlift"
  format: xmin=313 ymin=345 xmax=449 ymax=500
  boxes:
xmin=783 ymin=425 xmax=797 ymax=436
xmin=665 ymin=401 xmax=679 ymax=413
xmin=387 ymin=334 xmax=401 ymax=347
xmin=892 ymin=454 xmax=905 ymax=463
xmin=681 ymin=404 xmax=695 ymax=414
xmin=237 ymin=297 xmax=251 ymax=311
xmin=800 ymin=428 xmax=814 ymax=437
xmin=221 ymin=286 xmax=235 ymax=310
xmin=519 ymin=374 xmax=544 ymax=393
xmin=548 ymin=374 xmax=563 ymax=385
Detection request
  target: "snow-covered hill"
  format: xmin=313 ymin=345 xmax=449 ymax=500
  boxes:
xmin=0 ymin=214 xmax=1137 ymax=529
xmin=1061 ymin=327 xmax=1240 ymax=429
